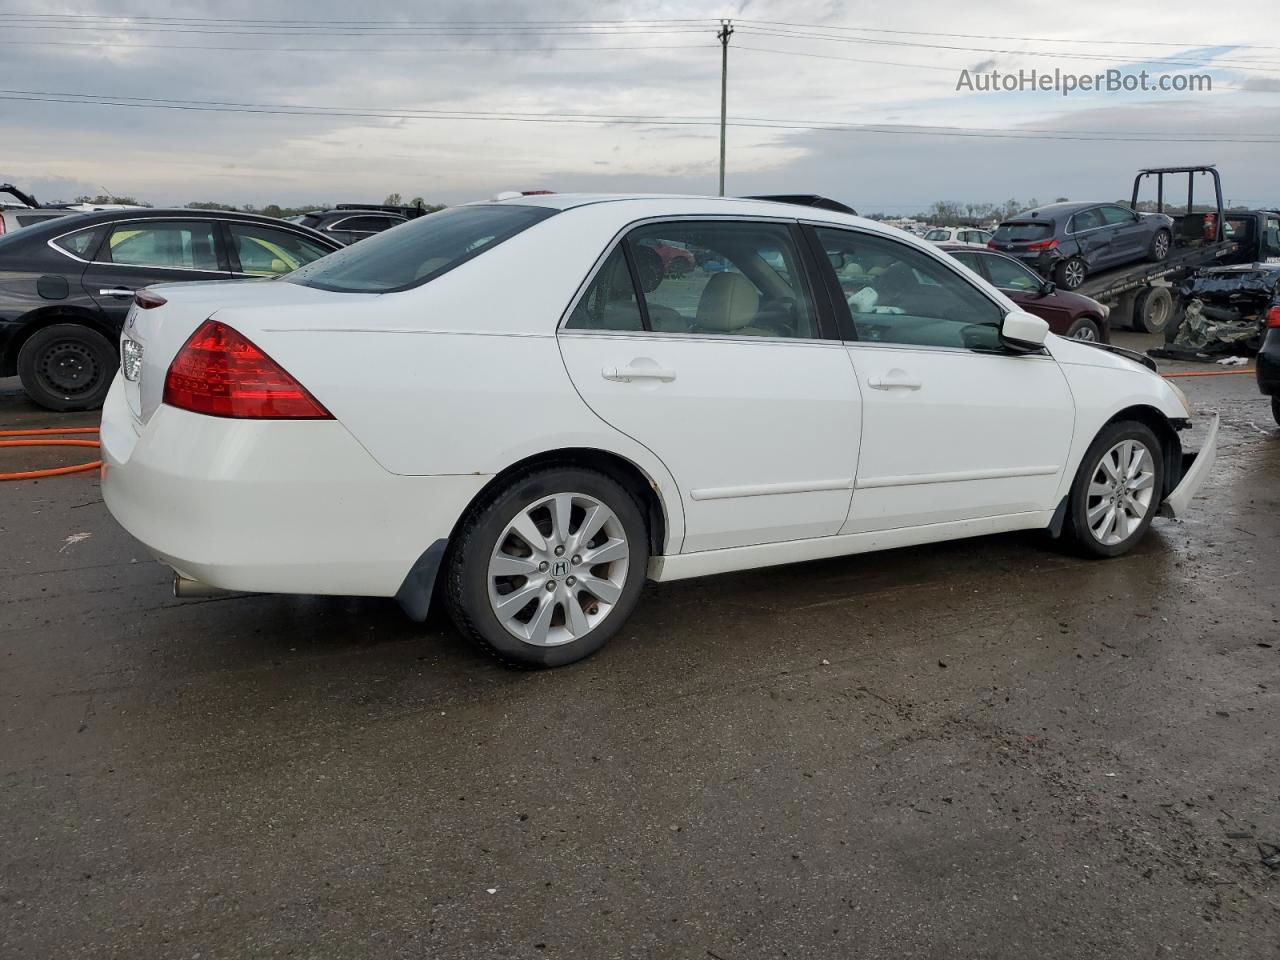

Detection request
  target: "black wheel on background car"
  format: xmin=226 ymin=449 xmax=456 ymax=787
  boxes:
xmin=1065 ymin=420 xmax=1165 ymax=558
xmin=1055 ymin=256 xmax=1087 ymax=290
xmin=1148 ymin=229 xmax=1171 ymax=262
xmin=1133 ymin=286 xmax=1173 ymax=334
xmin=1066 ymin=316 xmax=1102 ymax=342
xmin=444 ymin=466 xmax=649 ymax=668
xmin=1272 ymin=396 xmax=1280 ymax=428
xmin=16 ymin=323 xmax=117 ymax=412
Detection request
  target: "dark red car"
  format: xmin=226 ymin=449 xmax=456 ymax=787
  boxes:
xmin=940 ymin=244 xmax=1111 ymax=342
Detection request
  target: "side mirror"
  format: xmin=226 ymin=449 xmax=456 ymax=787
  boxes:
xmin=1039 ymin=280 xmax=1056 ymax=296
xmin=1001 ymin=310 xmax=1050 ymax=350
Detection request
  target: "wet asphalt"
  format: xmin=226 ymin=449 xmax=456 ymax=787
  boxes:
xmin=1 ymin=337 xmax=1278 ymax=959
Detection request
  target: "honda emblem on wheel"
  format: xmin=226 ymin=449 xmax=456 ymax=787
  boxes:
xmin=552 ymin=559 xmax=569 ymax=577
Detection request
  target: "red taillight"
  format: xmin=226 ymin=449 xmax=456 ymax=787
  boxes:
xmin=163 ymin=320 xmax=332 ymax=419
xmin=1267 ymin=305 xmax=1280 ymax=329
xmin=1025 ymin=239 xmax=1058 ymax=251
xmin=134 ymin=290 xmax=167 ymax=310
xmin=0 ymin=218 xmax=6 ymax=236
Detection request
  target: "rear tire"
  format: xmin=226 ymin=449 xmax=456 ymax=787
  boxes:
xmin=1272 ymin=396 xmax=1280 ymax=427
xmin=444 ymin=466 xmax=649 ymax=668
xmin=16 ymin=323 xmax=117 ymax=412
xmin=1065 ymin=420 xmax=1164 ymax=558
xmin=1133 ymin=286 xmax=1174 ymax=334
xmin=1055 ymin=257 xmax=1087 ymax=290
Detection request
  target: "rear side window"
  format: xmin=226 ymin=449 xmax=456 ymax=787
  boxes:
xmin=993 ymin=222 xmax=1054 ymax=243
xmin=925 ymin=229 xmax=950 ymax=241
xmin=1069 ymin=209 xmax=1103 ymax=232
xmin=335 ymin=215 xmax=402 ymax=233
xmin=287 ymin=205 xmax=555 ymax=293
xmin=105 ymin=221 xmax=220 ymax=270
xmin=565 ymin=247 xmax=644 ymax=332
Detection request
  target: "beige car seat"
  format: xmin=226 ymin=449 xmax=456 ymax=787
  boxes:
xmin=694 ymin=272 xmax=764 ymax=335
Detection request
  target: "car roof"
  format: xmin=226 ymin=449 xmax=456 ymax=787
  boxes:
xmin=7 ymin=207 xmax=342 ymax=243
xmin=1010 ymin=201 xmax=1117 ymax=221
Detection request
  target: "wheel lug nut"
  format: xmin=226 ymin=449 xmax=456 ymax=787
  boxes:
xmin=572 ymin=555 xmax=581 ymax=565
xmin=545 ymin=581 xmax=556 ymax=591
xmin=566 ymin=576 xmax=576 ymax=586
xmin=554 ymin=546 xmax=565 ymax=557
xmin=538 ymin=561 xmax=549 ymax=572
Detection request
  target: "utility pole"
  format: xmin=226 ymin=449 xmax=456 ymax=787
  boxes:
xmin=717 ymin=19 xmax=733 ymax=197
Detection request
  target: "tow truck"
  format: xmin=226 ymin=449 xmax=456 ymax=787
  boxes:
xmin=1073 ymin=166 xmax=1279 ymax=334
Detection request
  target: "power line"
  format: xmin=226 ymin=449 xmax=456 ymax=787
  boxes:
xmin=735 ymin=26 xmax=1280 ymax=74
xmin=0 ymin=38 xmax=713 ymax=54
xmin=3 ymin=89 xmax=1277 ymax=142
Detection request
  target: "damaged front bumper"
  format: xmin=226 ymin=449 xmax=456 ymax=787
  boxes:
xmin=1159 ymin=413 xmax=1219 ymax=519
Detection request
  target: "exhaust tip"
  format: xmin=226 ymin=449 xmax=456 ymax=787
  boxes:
xmin=172 ymin=575 xmax=230 ymax=599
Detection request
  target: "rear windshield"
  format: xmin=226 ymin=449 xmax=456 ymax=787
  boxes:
xmin=286 ymin=204 xmax=556 ymax=293
xmin=993 ymin=221 xmax=1054 ymax=243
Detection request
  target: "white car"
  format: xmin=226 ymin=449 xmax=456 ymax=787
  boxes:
xmin=925 ymin=226 xmax=992 ymax=247
xmin=100 ymin=195 xmax=1217 ymax=667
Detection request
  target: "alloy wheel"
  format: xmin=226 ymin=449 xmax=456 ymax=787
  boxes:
xmin=1064 ymin=260 xmax=1085 ymax=288
xmin=1070 ymin=324 xmax=1099 ymax=342
xmin=1154 ymin=233 xmax=1170 ymax=259
xmin=487 ymin=492 xmax=630 ymax=646
xmin=1085 ymin=439 xmax=1155 ymax=546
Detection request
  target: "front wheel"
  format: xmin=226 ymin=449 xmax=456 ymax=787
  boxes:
xmin=1065 ymin=421 xmax=1164 ymax=558
xmin=1149 ymin=229 xmax=1171 ymax=262
xmin=1055 ymin=256 xmax=1087 ymax=290
xmin=444 ymin=467 xmax=649 ymax=667
xmin=16 ymin=323 xmax=117 ymax=411
xmin=1066 ymin=316 xmax=1102 ymax=342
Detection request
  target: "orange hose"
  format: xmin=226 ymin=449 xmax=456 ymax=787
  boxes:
xmin=0 ymin=428 xmax=101 ymax=481
xmin=1162 ymin=369 xmax=1254 ymax=378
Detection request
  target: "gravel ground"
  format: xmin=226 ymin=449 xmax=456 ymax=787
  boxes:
xmin=1 ymin=343 xmax=1277 ymax=959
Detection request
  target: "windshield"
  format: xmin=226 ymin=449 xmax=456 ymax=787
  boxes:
xmin=286 ymin=204 xmax=556 ymax=293
xmin=993 ymin=221 xmax=1054 ymax=243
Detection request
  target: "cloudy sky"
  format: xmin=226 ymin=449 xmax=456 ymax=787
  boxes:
xmin=3 ymin=0 xmax=1278 ymax=213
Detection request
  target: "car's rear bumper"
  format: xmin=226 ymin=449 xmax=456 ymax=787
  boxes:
xmin=99 ymin=375 xmax=489 ymax=598
xmin=1159 ymin=413 xmax=1219 ymax=519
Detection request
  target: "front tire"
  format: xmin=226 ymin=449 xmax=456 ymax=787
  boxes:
xmin=1149 ymin=229 xmax=1171 ymax=262
xmin=1066 ymin=316 xmax=1102 ymax=342
xmin=444 ymin=467 xmax=649 ymax=668
xmin=16 ymin=323 xmax=117 ymax=411
xmin=1065 ymin=421 xmax=1164 ymax=558
xmin=1055 ymin=256 xmax=1087 ymax=290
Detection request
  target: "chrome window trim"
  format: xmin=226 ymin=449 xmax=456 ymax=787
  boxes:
xmin=555 ymin=213 xmax=827 ymax=342
xmin=326 ymin=215 xmax=406 ymax=233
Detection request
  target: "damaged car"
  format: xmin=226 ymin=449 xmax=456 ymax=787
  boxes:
xmin=100 ymin=195 xmax=1218 ymax=668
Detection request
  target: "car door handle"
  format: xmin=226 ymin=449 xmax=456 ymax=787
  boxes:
xmin=867 ymin=374 xmax=922 ymax=390
xmin=99 ymin=287 xmax=134 ymax=298
xmin=602 ymin=365 xmax=677 ymax=383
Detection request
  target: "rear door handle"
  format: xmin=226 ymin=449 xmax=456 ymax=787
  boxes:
xmin=602 ymin=365 xmax=677 ymax=383
xmin=99 ymin=287 xmax=134 ymax=298
xmin=867 ymin=373 xmax=922 ymax=390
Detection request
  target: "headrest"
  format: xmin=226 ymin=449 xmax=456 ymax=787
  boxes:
xmin=695 ymin=272 xmax=760 ymax=331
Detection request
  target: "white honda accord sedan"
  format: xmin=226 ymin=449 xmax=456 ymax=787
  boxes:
xmin=100 ymin=194 xmax=1217 ymax=667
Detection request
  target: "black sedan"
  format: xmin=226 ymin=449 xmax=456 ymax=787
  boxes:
xmin=0 ymin=209 xmax=340 ymax=410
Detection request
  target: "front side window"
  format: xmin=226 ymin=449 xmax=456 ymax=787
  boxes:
xmin=1263 ymin=217 xmax=1280 ymax=258
xmin=983 ymin=255 xmax=1042 ymax=292
xmin=228 ymin=222 xmax=332 ymax=276
xmin=1100 ymin=205 xmax=1137 ymax=226
xmin=105 ymin=221 xmax=220 ymax=270
xmin=814 ymin=227 xmax=1004 ymax=350
xmin=628 ymin=221 xmax=817 ymax=338
xmin=288 ymin=204 xmax=555 ymax=293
